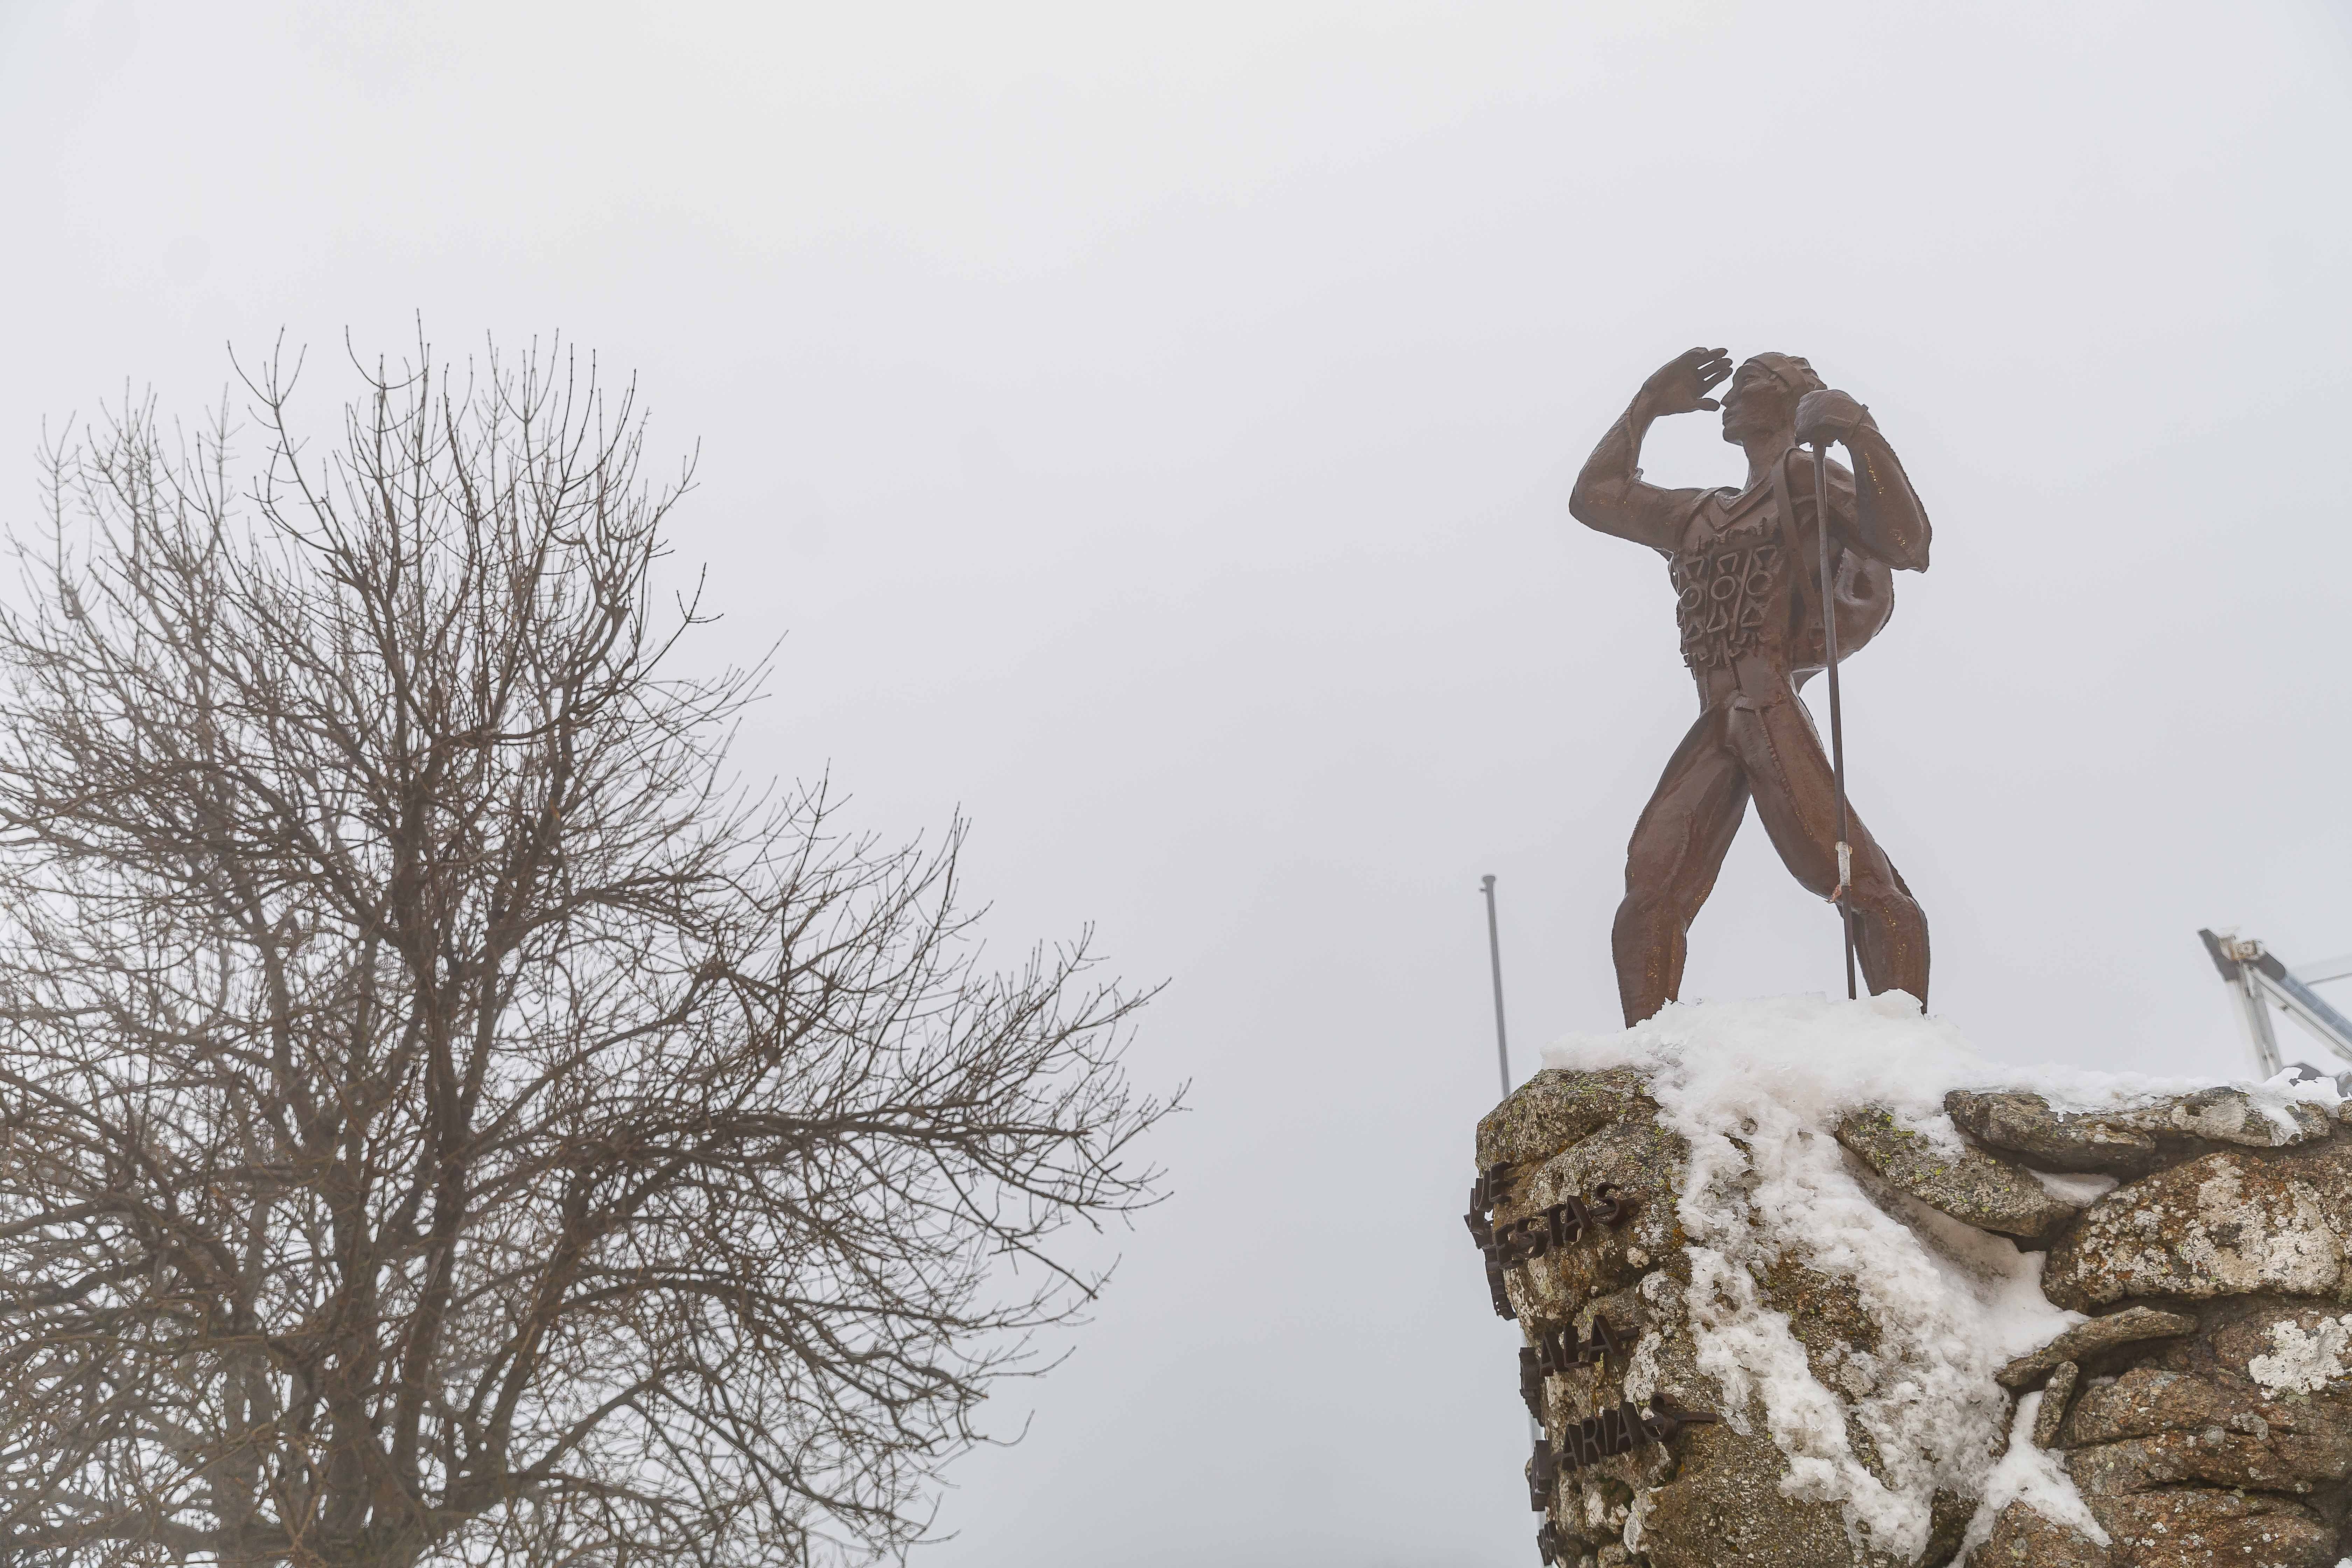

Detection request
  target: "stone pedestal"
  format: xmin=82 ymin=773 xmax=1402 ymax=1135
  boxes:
xmin=1473 ymin=1016 xmax=2352 ymax=1568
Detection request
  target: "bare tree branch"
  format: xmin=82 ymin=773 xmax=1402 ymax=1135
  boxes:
xmin=0 ymin=334 xmax=1174 ymax=1568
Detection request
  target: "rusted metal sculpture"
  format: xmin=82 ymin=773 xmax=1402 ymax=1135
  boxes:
xmin=1570 ymin=348 xmax=1933 ymax=1025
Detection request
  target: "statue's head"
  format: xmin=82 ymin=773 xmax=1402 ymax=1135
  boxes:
xmin=1721 ymin=352 xmax=1824 ymax=445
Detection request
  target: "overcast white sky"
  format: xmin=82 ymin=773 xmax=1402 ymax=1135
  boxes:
xmin=5 ymin=3 xmax=2351 ymax=1563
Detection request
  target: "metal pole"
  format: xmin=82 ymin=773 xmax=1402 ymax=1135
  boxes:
xmin=1479 ymin=874 xmax=1538 ymax=1448
xmin=2234 ymin=969 xmax=2286 ymax=1078
xmin=1813 ymin=445 xmax=1858 ymax=1000
xmin=1480 ymin=875 xmax=1511 ymax=1096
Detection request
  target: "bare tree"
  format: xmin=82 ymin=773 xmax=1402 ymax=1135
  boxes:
xmin=0 ymin=340 xmax=1170 ymax=1568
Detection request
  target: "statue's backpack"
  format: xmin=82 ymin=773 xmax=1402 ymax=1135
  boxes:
xmin=1771 ymin=446 xmax=1892 ymax=676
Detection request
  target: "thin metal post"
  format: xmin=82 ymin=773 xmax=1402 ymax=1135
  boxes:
xmin=2233 ymin=969 xmax=2285 ymax=1078
xmin=1479 ymin=874 xmax=1537 ymax=1447
xmin=1813 ymin=445 xmax=1858 ymax=1000
xmin=1480 ymin=875 xmax=1511 ymax=1096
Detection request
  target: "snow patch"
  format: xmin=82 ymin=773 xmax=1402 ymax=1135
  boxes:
xmin=1541 ymin=994 xmax=2117 ymax=1559
xmin=2028 ymin=1168 xmax=2117 ymax=1205
xmin=1960 ymin=1392 xmax=2110 ymax=1556
xmin=2250 ymin=1315 xmax=2352 ymax=1395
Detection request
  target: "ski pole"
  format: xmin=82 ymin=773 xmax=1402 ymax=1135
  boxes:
xmin=1813 ymin=444 xmax=1858 ymax=1000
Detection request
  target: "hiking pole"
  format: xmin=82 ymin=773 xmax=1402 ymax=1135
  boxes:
xmin=1480 ymin=875 xmax=1511 ymax=1097
xmin=1813 ymin=445 xmax=1858 ymax=1000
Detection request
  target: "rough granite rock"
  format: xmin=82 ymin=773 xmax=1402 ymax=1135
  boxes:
xmin=1946 ymin=1088 xmax=2332 ymax=1177
xmin=2066 ymin=1428 xmax=2332 ymax=1494
xmin=2031 ymin=1362 xmax=2079 ymax=1448
xmin=2117 ymin=1086 xmax=2334 ymax=1148
xmin=1748 ymin=1248 xmax=1917 ymax=1486
xmin=1496 ymin=1115 xmax=1686 ymax=1320
xmin=1837 ymin=1107 xmax=2082 ymax=1244
xmin=2151 ymin=1088 xmax=2334 ymax=1147
xmin=1996 ymin=1308 xmax=2197 ymax=1388
xmin=2040 ymin=1147 xmax=2352 ymax=1311
xmin=1556 ymin=1272 xmax=1973 ymax=1568
xmin=1489 ymin=1068 xmax=1961 ymax=1567
xmin=2080 ymin=1488 xmax=2336 ymax=1568
xmin=2058 ymin=1368 xmax=2257 ymax=1448
xmin=2206 ymin=1301 xmax=2352 ymax=1396
xmin=1533 ymin=1229 xmax=1903 ymax=1568
xmin=2118 ymin=1301 xmax=2352 ymax=1449
xmin=1479 ymin=1063 xmax=2352 ymax=1568
xmin=2043 ymin=1321 xmax=2352 ymax=1563
xmin=1946 ymin=1092 xmax=2162 ymax=1175
xmin=1964 ymin=1501 xmax=2110 ymax=1568
xmin=2071 ymin=1312 xmax=2352 ymax=1433
xmin=1478 ymin=1065 xmax=1658 ymax=1171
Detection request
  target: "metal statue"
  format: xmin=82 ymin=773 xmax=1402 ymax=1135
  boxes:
xmin=1569 ymin=348 xmax=1933 ymax=1025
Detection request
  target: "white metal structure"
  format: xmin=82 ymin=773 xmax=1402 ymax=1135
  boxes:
xmin=2199 ymin=928 xmax=2352 ymax=1079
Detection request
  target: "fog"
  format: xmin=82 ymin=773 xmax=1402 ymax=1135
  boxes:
xmin=4 ymin=3 xmax=2349 ymax=1562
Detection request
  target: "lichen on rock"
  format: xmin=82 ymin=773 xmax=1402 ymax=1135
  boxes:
xmin=1470 ymin=995 xmax=2352 ymax=1568
xmin=2040 ymin=1147 xmax=2352 ymax=1310
xmin=1946 ymin=1087 xmax=2332 ymax=1178
xmin=1835 ymin=1106 xmax=2082 ymax=1245
xmin=2080 ymin=1487 xmax=2335 ymax=1567
xmin=2246 ymin=1310 xmax=2352 ymax=1394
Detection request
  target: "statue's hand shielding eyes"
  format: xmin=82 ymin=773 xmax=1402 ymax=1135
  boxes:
xmin=1639 ymin=346 xmax=1734 ymax=416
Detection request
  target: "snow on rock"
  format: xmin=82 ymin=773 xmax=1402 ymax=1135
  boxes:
xmin=2031 ymin=1168 xmax=2121 ymax=1205
xmin=1478 ymin=993 xmax=2352 ymax=1568
xmin=1967 ymin=1392 xmax=2111 ymax=1553
xmin=1536 ymin=994 xmax=2082 ymax=1562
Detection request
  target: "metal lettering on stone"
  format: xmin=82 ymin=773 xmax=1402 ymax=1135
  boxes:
xmin=1528 ymin=1400 xmax=1723 ymax=1497
xmin=1518 ymin=1346 xmax=1545 ymax=1420
xmin=1463 ymin=1163 xmax=1521 ymax=1319
xmin=1468 ymin=1182 xmax=1629 ymax=1265
xmin=1533 ymin=1315 xmax=1623 ymax=1376
xmin=1491 ymin=1185 xmax=1631 ymax=1267
xmin=1514 ymin=1321 xmax=1626 ymax=1422
xmin=1466 ymin=1164 xmax=1634 ymax=1319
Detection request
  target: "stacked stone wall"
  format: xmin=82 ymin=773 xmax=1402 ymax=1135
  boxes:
xmin=1475 ymin=1066 xmax=2352 ymax=1568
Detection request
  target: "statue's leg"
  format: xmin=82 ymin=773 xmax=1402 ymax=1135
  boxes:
xmin=1725 ymin=690 xmax=1930 ymax=1007
xmin=1615 ymin=707 xmax=1749 ymax=1026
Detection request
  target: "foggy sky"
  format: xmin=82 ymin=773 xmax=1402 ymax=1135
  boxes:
xmin=4 ymin=4 xmax=2350 ymax=1564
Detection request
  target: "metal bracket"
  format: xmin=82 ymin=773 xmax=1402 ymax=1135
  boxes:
xmin=1518 ymin=1346 xmax=1546 ymax=1420
xmin=1526 ymin=1430 xmax=1560 ymax=1511
xmin=1465 ymin=1163 xmax=1521 ymax=1319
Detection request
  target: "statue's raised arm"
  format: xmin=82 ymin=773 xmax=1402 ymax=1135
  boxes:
xmin=1568 ymin=346 xmax=1733 ymax=553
